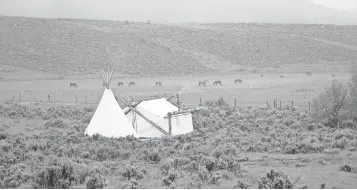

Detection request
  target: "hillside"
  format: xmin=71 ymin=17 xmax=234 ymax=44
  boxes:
xmin=1 ymin=16 xmax=357 ymax=76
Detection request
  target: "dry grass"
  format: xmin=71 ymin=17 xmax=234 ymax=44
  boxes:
xmin=0 ymin=100 xmax=357 ymax=188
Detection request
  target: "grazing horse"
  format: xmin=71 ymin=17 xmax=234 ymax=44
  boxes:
xmin=118 ymin=82 xmax=124 ymax=87
xmin=332 ymin=73 xmax=336 ymax=78
xmin=155 ymin=82 xmax=162 ymax=87
xmin=198 ymin=81 xmax=207 ymax=87
xmin=279 ymin=74 xmax=287 ymax=78
xmin=213 ymin=80 xmax=222 ymax=86
xmin=306 ymin=72 xmax=312 ymax=76
xmin=129 ymin=82 xmax=135 ymax=87
xmin=234 ymin=79 xmax=242 ymax=84
xmin=70 ymin=83 xmax=77 ymax=88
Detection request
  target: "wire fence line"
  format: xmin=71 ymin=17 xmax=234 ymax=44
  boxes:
xmin=3 ymin=92 xmax=313 ymax=112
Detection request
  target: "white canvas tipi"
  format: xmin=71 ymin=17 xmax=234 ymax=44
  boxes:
xmin=85 ymin=68 xmax=137 ymax=138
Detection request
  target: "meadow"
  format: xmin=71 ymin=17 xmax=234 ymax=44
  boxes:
xmin=1 ymin=15 xmax=357 ymax=189
xmin=0 ymin=66 xmax=356 ymax=189
xmin=1 ymin=97 xmax=357 ymax=189
xmin=0 ymin=66 xmax=350 ymax=110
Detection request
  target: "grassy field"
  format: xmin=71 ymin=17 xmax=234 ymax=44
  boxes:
xmin=1 ymin=15 xmax=357 ymax=189
xmin=0 ymin=69 xmax=350 ymax=110
xmin=1 ymin=101 xmax=357 ymax=189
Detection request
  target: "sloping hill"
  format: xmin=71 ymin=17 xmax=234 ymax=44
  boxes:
xmin=1 ymin=16 xmax=357 ymax=76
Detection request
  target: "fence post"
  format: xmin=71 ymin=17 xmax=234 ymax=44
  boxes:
xmin=291 ymin=101 xmax=294 ymax=111
xmin=309 ymin=102 xmax=311 ymax=112
xmin=48 ymin=94 xmax=51 ymax=103
xmin=177 ymin=94 xmax=180 ymax=110
xmin=234 ymin=98 xmax=237 ymax=108
xmin=266 ymin=101 xmax=270 ymax=108
xmin=85 ymin=95 xmax=88 ymax=104
xmin=274 ymin=99 xmax=276 ymax=108
xmin=168 ymin=113 xmax=172 ymax=135
xmin=199 ymin=97 xmax=202 ymax=106
xmin=273 ymin=99 xmax=275 ymax=108
xmin=75 ymin=94 xmax=77 ymax=103
xmin=12 ymin=96 xmax=15 ymax=102
xmin=18 ymin=94 xmax=21 ymax=102
xmin=280 ymin=101 xmax=281 ymax=110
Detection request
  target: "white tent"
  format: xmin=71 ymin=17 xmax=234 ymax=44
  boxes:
xmin=124 ymin=98 xmax=194 ymax=138
xmin=85 ymin=67 xmax=137 ymax=138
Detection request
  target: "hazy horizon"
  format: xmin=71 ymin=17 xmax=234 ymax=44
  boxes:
xmin=0 ymin=0 xmax=357 ymax=25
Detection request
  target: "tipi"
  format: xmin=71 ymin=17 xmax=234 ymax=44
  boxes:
xmin=85 ymin=67 xmax=137 ymax=138
xmin=124 ymin=98 xmax=194 ymax=138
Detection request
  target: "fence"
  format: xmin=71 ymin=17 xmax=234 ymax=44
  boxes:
xmin=3 ymin=92 xmax=313 ymax=112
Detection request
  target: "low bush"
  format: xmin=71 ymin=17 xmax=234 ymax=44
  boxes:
xmin=122 ymin=165 xmax=146 ymax=181
xmin=86 ymin=172 xmax=106 ymax=189
xmin=258 ymin=170 xmax=293 ymax=189
xmin=32 ymin=160 xmax=76 ymax=189
xmin=233 ymin=180 xmax=251 ymax=189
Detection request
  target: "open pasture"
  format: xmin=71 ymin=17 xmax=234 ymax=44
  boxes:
xmin=0 ymin=72 xmax=349 ymax=109
xmin=1 ymin=98 xmax=357 ymax=188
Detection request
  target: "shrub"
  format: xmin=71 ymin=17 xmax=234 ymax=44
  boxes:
xmin=339 ymin=164 xmax=352 ymax=172
xmin=142 ymin=149 xmax=161 ymax=164
xmin=86 ymin=172 xmax=106 ymax=189
xmin=346 ymin=64 xmax=357 ymax=118
xmin=122 ymin=165 xmax=146 ymax=181
xmin=121 ymin=179 xmax=139 ymax=189
xmin=0 ymin=132 xmax=8 ymax=140
xmin=75 ymin=164 xmax=92 ymax=184
xmin=258 ymin=170 xmax=293 ymax=189
xmin=312 ymin=80 xmax=348 ymax=128
xmin=209 ymin=171 xmax=223 ymax=185
xmin=320 ymin=183 xmax=326 ymax=189
xmin=162 ymin=168 xmax=179 ymax=188
xmin=32 ymin=160 xmax=76 ymax=189
xmin=44 ymin=119 xmax=67 ymax=129
xmin=233 ymin=180 xmax=251 ymax=189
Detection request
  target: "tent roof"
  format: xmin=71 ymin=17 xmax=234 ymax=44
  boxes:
xmin=125 ymin=98 xmax=178 ymax=118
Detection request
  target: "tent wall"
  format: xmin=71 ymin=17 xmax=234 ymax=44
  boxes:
xmin=171 ymin=113 xmax=194 ymax=136
xmin=125 ymin=110 xmax=194 ymax=138
xmin=126 ymin=109 xmax=168 ymax=138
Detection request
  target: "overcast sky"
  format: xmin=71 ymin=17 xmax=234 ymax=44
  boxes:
xmin=0 ymin=0 xmax=356 ymax=24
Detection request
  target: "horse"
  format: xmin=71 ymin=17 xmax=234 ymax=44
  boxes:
xmin=198 ymin=81 xmax=207 ymax=87
xmin=213 ymin=80 xmax=222 ymax=86
xmin=118 ymin=82 xmax=124 ymax=87
xmin=129 ymin=82 xmax=135 ymax=87
xmin=69 ymin=83 xmax=77 ymax=88
xmin=155 ymin=82 xmax=162 ymax=87
xmin=279 ymin=74 xmax=287 ymax=78
xmin=306 ymin=72 xmax=312 ymax=76
xmin=234 ymin=79 xmax=242 ymax=84
xmin=332 ymin=73 xmax=336 ymax=78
